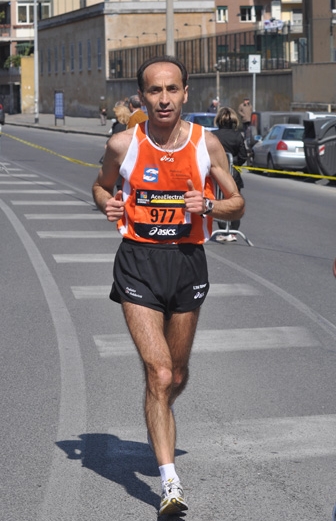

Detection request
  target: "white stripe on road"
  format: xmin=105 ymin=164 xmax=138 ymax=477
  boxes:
xmin=11 ymin=200 xmax=90 ymax=205
xmin=0 ymin=180 xmax=54 ymax=185
xmin=93 ymin=326 xmax=319 ymax=357
xmin=0 ymin=190 xmax=76 ymax=194
xmin=37 ymin=230 xmax=119 ymax=238
xmin=54 ymin=253 xmax=115 ymax=263
xmin=107 ymin=414 xmax=336 ymax=460
xmin=209 ymin=283 xmax=260 ymax=296
xmin=71 ymin=286 xmax=111 ymax=298
xmin=185 ymin=414 xmax=336 ymax=461
xmin=0 ymin=199 xmax=86 ymax=521
xmin=25 ymin=213 xmax=105 ymax=219
xmin=0 ymin=173 xmax=38 ymax=177
xmin=71 ymin=283 xmax=259 ymax=299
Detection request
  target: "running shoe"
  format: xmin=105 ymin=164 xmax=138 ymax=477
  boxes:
xmin=216 ymin=233 xmax=237 ymax=242
xmin=159 ymin=479 xmax=188 ymax=516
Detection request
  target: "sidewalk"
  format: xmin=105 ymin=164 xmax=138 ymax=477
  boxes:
xmin=3 ymin=113 xmax=111 ymax=137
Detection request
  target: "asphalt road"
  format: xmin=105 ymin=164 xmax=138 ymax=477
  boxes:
xmin=1 ymin=126 xmax=336 ymax=521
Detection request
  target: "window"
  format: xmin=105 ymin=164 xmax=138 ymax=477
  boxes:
xmin=78 ymin=42 xmax=83 ymax=72
xmin=216 ymin=6 xmax=228 ymax=23
xmin=54 ymin=46 xmax=58 ymax=74
xmin=240 ymin=6 xmax=252 ymax=22
xmin=97 ymin=38 xmax=102 ymax=70
xmin=255 ymin=6 xmax=263 ymax=22
xmin=70 ymin=43 xmax=75 ymax=72
xmin=40 ymin=49 xmax=43 ymax=75
xmin=47 ymin=48 xmax=51 ymax=74
xmin=17 ymin=2 xmax=51 ymax=24
xmin=61 ymin=44 xmax=65 ymax=73
xmin=87 ymin=39 xmax=91 ymax=71
xmin=18 ymin=4 xmax=34 ymax=24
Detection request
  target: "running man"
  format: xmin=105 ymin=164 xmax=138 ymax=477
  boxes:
xmin=92 ymin=55 xmax=245 ymax=516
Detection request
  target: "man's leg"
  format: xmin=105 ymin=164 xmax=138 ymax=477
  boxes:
xmin=122 ymin=302 xmax=200 ymax=466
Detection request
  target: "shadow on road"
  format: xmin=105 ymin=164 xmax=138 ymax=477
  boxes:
xmin=56 ymin=433 xmax=187 ymax=512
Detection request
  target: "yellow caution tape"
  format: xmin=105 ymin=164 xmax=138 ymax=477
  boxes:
xmin=234 ymin=164 xmax=336 ymax=181
xmin=1 ymin=132 xmax=99 ymax=168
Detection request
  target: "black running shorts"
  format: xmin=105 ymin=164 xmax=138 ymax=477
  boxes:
xmin=110 ymin=239 xmax=209 ymax=318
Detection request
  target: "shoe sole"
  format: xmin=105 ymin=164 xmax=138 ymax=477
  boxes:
xmin=159 ymin=498 xmax=188 ymax=516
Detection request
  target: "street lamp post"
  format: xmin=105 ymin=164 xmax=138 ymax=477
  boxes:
xmin=34 ymin=0 xmax=39 ymax=124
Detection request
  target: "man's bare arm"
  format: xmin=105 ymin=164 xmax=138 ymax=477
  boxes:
xmin=92 ymin=131 xmax=132 ymax=221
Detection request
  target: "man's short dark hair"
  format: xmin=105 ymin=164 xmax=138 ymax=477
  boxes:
xmin=137 ymin=55 xmax=188 ymax=93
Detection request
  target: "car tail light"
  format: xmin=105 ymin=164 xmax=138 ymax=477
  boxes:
xmin=276 ymin=140 xmax=288 ymax=151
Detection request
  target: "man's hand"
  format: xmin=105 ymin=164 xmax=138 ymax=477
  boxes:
xmin=184 ymin=180 xmax=205 ymax=215
xmin=105 ymin=190 xmax=125 ymax=222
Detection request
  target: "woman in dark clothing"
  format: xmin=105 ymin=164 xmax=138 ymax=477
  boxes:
xmin=212 ymin=106 xmax=247 ymax=240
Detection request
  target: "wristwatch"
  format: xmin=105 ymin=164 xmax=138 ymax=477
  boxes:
xmin=203 ymin=198 xmax=214 ymax=215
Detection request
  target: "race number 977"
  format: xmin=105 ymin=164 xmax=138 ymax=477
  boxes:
xmin=150 ymin=208 xmax=176 ymax=223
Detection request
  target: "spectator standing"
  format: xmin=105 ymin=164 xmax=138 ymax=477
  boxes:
xmin=212 ymin=106 xmax=247 ymax=242
xmin=238 ymin=97 xmax=252 ymax=136
xmin=126 ymin=94 xmax=148 ymax=129
xmin=109 ymin=104 xmax=131 ymax=135
xmin=207 ymin=99 xmax=219 ymax=113
xmin=99 ymin=96 xmax=108 ymax=126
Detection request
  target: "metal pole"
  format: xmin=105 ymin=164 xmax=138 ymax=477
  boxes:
xmin=166 ymin=0 xmax=174 ymax=56
xmin=34 ymin=0 xmax=39 ymax=124
xmin=216 ymin=69 xmax=220 ymax=108
xmin=252 ymin=72 xmax=256 ymax=111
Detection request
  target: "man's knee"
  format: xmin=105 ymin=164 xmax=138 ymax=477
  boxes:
xmin=146 ymin=364 xmax=174 ymax=396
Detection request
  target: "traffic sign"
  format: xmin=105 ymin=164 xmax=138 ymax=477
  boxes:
xmin=248 ymin=55 xmax=261 ymax=74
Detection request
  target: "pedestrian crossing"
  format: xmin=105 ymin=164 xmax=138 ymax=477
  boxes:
xmin=3 ymin=165 xmax=334 ymax=520
xmin=2 ymin=168 xmax=322 ymax=363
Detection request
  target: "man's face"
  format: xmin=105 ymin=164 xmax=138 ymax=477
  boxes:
xmin=139 ymin=62 xmax=188 ymax=126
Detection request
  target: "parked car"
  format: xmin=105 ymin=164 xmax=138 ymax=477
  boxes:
xmin=0 ymin=104 xmax=5 ymax=125
xmin=251 ymin=123 xmax=307 ymax=173
xmin=246 ymin=110 xmax=336 ymax=151
xmin=181 ymin=112 xmax=217 ymax=130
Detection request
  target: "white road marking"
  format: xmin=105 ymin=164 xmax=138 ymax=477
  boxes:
xmin=184 ymin=414 xmax=336 ymax=461
xmin=0 ymin=180 xmax=54 ymax=184
xmin=53 ymin=253 xmax=115 ymax=263
xmin=0 ymin=190 xmax=75 ymax=194
xmin=37 ymin=230 xmax=119 ymax=238
xmin=25 ymin=213 xmax=105 ymax=219
xmin=11 ymin=200 xmax=90 ymax=205
xmin=93 ymin=326 xmax=319 ymax=357
xmin=0 ymin=173 xmax=38 ymax=177
xmin=71 ymin=283 xmax=259 ymax=299
xmin=71 ymin=286 xmax=111 ymax=299
xmin=109 ymin=414 xmax=336 ymax=461
xmin=0 ymin=199 xmax=86 ymax=521
xmin=209 ymin=283 xmax=260 ymax=296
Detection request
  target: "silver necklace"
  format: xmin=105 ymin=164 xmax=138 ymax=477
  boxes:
xmin=149 ymin=125 xmax=182 ymax=162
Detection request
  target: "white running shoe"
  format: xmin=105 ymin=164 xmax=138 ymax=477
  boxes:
xmin=159 ymin=479 xmax=188 ymax=516
xmin=216 ymin=233 xmax=237 ymax=242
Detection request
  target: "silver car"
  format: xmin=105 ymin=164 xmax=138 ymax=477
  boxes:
xmin=252 ymin=123 xmax=307 ymax=172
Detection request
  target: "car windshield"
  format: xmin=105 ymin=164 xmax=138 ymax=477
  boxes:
xmin=193 ymin=115 xmax=215 ymax=127
xmin=282 ymin=128 xmax=304 ymax=141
